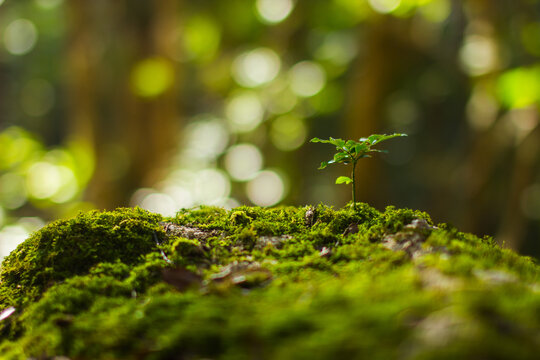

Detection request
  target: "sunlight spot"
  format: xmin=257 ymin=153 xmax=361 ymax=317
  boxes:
xmin=225 ymin=91 xmax=264 ymax=132
xmin=20 ymin=79 xmax=55 ymax=117
xmin=50 ymin=166 xmax=79 ymax=204
xmin=0 ymin=225 xmax=28 ymax=260
xmin=193 ymin=169 xmax=230 ymax=204
xmin=0 ymin=173 xmax=27 ymax=209
xmin=163 ymin=185 xmax=194 ymax=209
xmin=263 ymin=79 xmax=298 ymax=114
xmin=314 ymin=32 xmax=358 ymax=66
xmin=225 ymin=144 xmax=263 ymax=181
xmin=247 ymin=170 xmax=286 ymax=206
xmin=459 ymin=35 xmax=498 ymax=76
xmin=4 ymin=19 xmax=38 ymax=56
xmin=289 ymin=61 xmax=326 ymax=97
xmin=130 ymin=188 xmax=155 ymax=207
xmin=232 ymin=48 xmax=281 ymax=88
xmin=26 ymin=162 xmax=61 ymax=199
xmin=256 ymin=0 xmax=295 ymax=25
xmin=131 ymin=57 xmax=174 ymax=98
xmin=18 ymin=217 xmax=45 ymax=233
xmin=270 ymin=114 xmax=306 ymax=151
xmin=368 ymin=0 xmax=401 ymax=14
xmin=497 ymin=66 xmax=540 ymax=109
xmin=184 ymin=115 xmax=229 ymax=160
xmin=140 ymin=192 xmax=178 ymax=217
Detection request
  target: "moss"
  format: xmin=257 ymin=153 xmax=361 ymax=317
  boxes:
xmin=0 ymin=204 xmax=538 ymax=359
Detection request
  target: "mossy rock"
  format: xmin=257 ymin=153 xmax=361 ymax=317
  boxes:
xmin=0 ymin=204 xmax=538 ymax=359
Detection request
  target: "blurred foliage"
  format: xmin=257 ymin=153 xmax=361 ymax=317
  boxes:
xmin=0 ymin=0 xmax=539 ymax=258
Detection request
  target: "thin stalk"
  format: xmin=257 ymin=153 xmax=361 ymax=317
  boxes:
xmin=351 ymin=159 xmax=357 ymax=211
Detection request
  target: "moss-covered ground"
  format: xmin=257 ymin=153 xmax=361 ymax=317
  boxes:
xmin=0 ymin=204 xmax=538 ymax=359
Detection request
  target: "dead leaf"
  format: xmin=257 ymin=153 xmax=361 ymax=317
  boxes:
xmin=161 ymin=268 xmax=202 ymax=292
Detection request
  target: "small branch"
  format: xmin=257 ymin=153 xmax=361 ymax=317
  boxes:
xmin=351 ymin=160 xmax=357 ymax=211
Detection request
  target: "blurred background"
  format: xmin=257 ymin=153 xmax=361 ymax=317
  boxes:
xmin=0 ymin=0 xmax=539 ymax=260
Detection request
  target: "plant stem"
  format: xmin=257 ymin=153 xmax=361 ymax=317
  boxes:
xmin=351 ymin=160 xmax=357 ymax=211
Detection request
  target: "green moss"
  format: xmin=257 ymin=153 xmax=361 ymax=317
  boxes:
xmin=0 ymin=204 xmax=538 ymax=359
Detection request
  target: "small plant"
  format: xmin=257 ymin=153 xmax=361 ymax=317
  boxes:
xmin=311 ymin=133 xmax=407 ymax=211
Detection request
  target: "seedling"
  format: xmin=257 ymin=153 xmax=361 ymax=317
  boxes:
xmin=311 ymin=133 xmax=407 ymax=211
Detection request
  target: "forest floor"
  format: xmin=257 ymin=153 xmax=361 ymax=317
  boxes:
xmin=0 ymin=204 xmax=538 ymax=359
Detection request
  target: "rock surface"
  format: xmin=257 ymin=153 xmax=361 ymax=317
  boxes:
xmin=0 ymin=205 xmax=538 ymax=359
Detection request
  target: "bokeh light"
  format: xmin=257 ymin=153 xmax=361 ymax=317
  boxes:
xmin=224 ymin=144 xmax=263 ymax=181
xmin=193 ymin=169 xmax=230 ymax=204
xmin=3 ymin=19 xmax=38 ymax=56
xmin=497 ymin=66 xmax=540 ymax=109
xmin=314 ymin=32 xmax=358 ymax=66
xmin=459 ymin=35 xmax=498 ymax=76
xmin=419 ymin=0 xmax=451 ymax=23
xmin=133 ymin=168 xmax=232 ymax=213
xmin=288 ymin=61 xmax=326 ymax=97
xmin=225 ymin=91 xmax=265 ymax=132
xmin=163 ymin=185 xmax=194 ymax=209
xmin=183 ymin=15 xmax=221 ymax=62
xmin=0 ymin=225 xmax=28 ymax=260
xmin=130 ymin=57 xmax=175 ymax=98
xmin=333 ymin=0 xmax=370 ymax=22
xmin=49 ymin=166 xmax=78 ymax=204
xmin=263 ymin=79 xmax=298 ymax=114
xmin=368 ymin=0 xmax=401 ymax=14
xmin=255 ymin=0 xmax=295 ymax=25
xmin=183 ymin=116 xmax=229 ymax=161
xmin=232 ymin=48 xmax=281 ymax=88
xmin=0 ymin=173 xmax=27 ymax=209
xmin=26 ymin=162 xmax=62 ymax=199
xmin=140 ymin=192 xmax=178 ymax=217
xmin=0 ymin=217 xmax=44 ymax=260
xmin=246 ymin=170 xmax=286 ymax=206
xmin=270 ymin=114 xmax=307 ymax=151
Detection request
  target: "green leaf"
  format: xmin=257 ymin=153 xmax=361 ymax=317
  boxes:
xmin=311 ymin=137 xmax=347 ymax=149
xmin=353 ymin=143 xmax=368 ymax=155
xmin=365 ymin=133 xmax=407 ymax=145
xmin=318 ymin=161 xmax=329 ymax=170
xmin=336 ymin=176 xmax=353 ymax=185
xmin=333 ymin=152 xmax=350 ymax=163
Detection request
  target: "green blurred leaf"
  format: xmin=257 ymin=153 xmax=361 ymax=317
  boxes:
xmin=318 ymin=161 xmax=329 ymax=170
xmin=497 ymin=66 xmax=540 ymax=108
xmin=336 ymin=176 xmax=353 ymax=184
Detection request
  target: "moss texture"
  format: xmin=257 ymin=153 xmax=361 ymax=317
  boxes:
xmin=0 ymin=204 xmax=538 ymax=359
